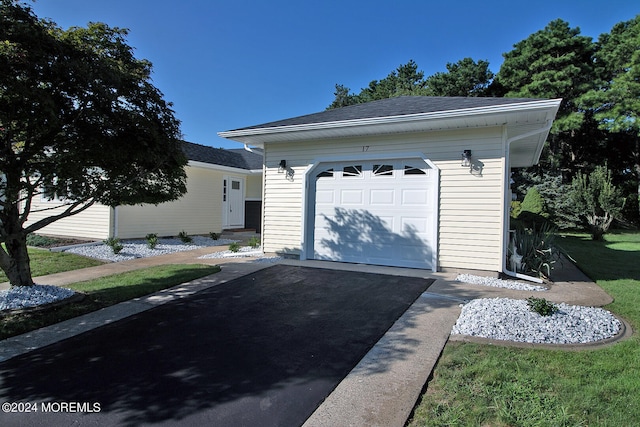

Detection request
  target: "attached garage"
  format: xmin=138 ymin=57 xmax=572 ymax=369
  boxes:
xmin=219 ymin=96 xmax=561 ymax=275
xmin=309 ymin=158 xmax=438 ymax=269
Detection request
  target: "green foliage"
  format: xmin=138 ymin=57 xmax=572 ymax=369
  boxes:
xmin=526 ymin=297 xmax=559 ymax=316
xmin=145 ymin=233 xmax=158 ymax=249
xmin=248 ymin=237 xmax=261 ymax=249
xmin=570 ymin=166 xmax=625 ymax=240
xmin=510 ymin=200 xmax=522 ymax=219
xmin=520 ymin=187 xmax=547 ymax=217
xmin=209 ymin=232 xmax=219 ymax=240
xmin=103 ymin=237 xmax=124 ymax=254
xmin=178 ymin=230 xmax=192 ymax=243
xmin=423 ymin=57 xmax=494 ymax=96
xmin=0 ymin=1 xmax=187 ymax=286
xmin=25 ymin=234 xmax=60 ymax=248
xmin=511 ymin=222 xmax=559 ymax=279
xmin=228 ymin=242 xmax=240 ymax=253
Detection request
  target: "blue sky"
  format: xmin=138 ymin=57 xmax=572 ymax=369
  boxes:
xmin=31 ymin=0 xmax=637 ymax=149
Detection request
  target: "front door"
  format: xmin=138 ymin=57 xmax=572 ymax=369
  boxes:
xmin=226 ymin=177 xmax=244 ymax=228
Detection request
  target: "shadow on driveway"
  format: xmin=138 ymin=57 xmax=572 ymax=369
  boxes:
xmin=0 ymin=265 xmax=433 ymax=426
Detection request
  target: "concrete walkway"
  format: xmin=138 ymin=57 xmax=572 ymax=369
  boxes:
xmin=0 ymin=245 xmax=620 ymax=427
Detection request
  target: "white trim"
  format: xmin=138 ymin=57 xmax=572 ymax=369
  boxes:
xmin=219 ymin=99 xmax=563 ymax=140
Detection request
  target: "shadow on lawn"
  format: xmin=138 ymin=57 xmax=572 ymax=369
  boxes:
xmin=557 ymin=233 xmax=640 ymax=282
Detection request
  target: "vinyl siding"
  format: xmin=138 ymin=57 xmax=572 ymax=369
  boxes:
xmin=262 ymin=127 xmax=507 ymax=271
xmin=116 ymin=166 xmax=226 ymax=238
xmin=24 ymin=201 xmax=111 ymax=240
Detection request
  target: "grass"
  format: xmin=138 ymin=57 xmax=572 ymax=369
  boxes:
xmin=0 ymin=264 xmax=221 ymax=340
xmin=0 ymin=247 xmax=105 ymax=283
xmin=408 ymin=230 xmax=640 ymax=427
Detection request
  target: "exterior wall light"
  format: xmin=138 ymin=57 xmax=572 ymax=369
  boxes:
xmin=461 ymin=150 xmax=472 ymax=168
xmin=278 ymin=159 xmax=287 ymax=173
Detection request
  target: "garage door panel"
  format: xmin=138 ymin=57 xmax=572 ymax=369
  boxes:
xmin=370 ymin=189 xmax=395 ymax=205
xmin=340 ymin=189 xmax=364 ymax=205
xmin=312 ymin=159 xmax=437 ymax=270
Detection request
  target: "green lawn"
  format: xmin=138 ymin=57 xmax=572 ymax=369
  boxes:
xmin=408 ymin=230 xmax=640 ymax=427
xmin=0 ymin=247 xmax=105 ymax=283
xmin=0 ymin=264 xmax=221 ymax=340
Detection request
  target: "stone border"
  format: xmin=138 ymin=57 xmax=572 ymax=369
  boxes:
xmin=449 ymin=313 xmax=634 ymax=351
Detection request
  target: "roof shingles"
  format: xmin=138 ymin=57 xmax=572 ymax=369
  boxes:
xmin=181 ymin=141 xmax=262 ymax=170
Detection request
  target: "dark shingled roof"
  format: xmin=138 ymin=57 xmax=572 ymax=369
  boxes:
xmin=181 ymin=141 xmax=263 ymax=170
xmin=231 ymin=96 xmax=542 ymax=131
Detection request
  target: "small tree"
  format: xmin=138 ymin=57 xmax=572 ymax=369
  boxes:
xmin=520 ymin=187 xmax=547 ymax=217
xmin=570 ymin=166 xmax=625 ymax=240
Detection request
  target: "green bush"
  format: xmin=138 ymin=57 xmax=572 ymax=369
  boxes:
xmin=526 ymin=297 xmax=559 ymax=316
xmin=569 ymin=165 xmax=625 ymax=240
xmin=520 ymin=187 xmax=547 ymax=217
xmin=511 ymin=222 xmax=559 ymax=280
xmin=103 ymin=237 xmax=124 ymax=254
xmin=178 ymin=230 xmax=192 ymax=243
xmin=248 ymin=237 xmax=261 ymax=249
xmin=510 ymin=200 xmax=522 ymax=219
xmin=228 ymin=242 xmax=240 ymax=253
xmin=145 ymin=233 xmax=158 ymax=249
xmin=26 ymin=234 xmax=59 ymax=247
xmin=209 ymin=232 xmax=219 ymax=240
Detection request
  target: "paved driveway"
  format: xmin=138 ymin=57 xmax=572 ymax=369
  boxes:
xmin=0 ymin=265 xmax=433 ymax=426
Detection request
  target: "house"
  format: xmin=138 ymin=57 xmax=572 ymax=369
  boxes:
xmin=219 ymin=96 xmax=561 ymax=274
xmin=25 ymin=141 xmax=263 ymax=240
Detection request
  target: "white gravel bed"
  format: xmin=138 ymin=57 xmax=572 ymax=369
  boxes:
xmin=0 ymin=284 xmax=75 ymax=311
xmin=198 ymin=246 xmax=283 ymax=263
xmin=451 ymin=297 xmax=621 ymax=344
xmin=64 ymin=236 xmax=239 ymax=262
xmin=456 ymin=273 xmax=547 ymax=292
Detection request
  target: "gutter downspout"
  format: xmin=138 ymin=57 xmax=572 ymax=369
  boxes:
xmin=112 ymin=206 xmax=119 ymax=238
xmin=502 ymin=121 xmax=554 ymax=284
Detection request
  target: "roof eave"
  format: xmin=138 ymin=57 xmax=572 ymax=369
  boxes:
xmin=218 ymin=99 xmax=562 ymax=147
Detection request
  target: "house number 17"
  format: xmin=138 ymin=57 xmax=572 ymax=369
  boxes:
xmin=362 ymin=146 xmax=369 ymax=152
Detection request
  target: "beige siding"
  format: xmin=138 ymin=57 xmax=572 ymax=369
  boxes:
xmin=262 ymin=127 xmax=507 ymax=271
xmin=116 ymin=166 xmax=225 ymax=238
xmin=24 ymin=200 xmax=111 ymax=240
xmin=245 ymin=173 xmax=263 ymax=200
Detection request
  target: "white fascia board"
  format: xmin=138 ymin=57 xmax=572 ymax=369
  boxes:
xmin=218 ymin=99 xmax=562 ymax=145
xmin=188 ymin=160 xmax=254 ymax=175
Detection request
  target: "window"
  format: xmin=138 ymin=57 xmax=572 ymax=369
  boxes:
xmin=373 ymin=164 xmax=393 ymax=176
xmin=223 ymin=180 xmax=227 ymax=201
xmin=342 ymin=165 xmax=362 ymax=177
xmin=232 ymin=180 xmax=240 ymax=190
xmin=404 ymin=165 xmax=426 ymax=175
xmin=317 ymin=168 xmax=334 ymax=178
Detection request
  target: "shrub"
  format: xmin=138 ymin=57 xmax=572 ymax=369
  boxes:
xmin=526 ymin=297 xmax=559 ymax=316
xmin=248 ymin=237 xmax=261 ymax=249
xmin=145 ymin=233 xmax=158 ymax=249
xmin=209 ymin=232 xmax=219 ymax=240
xmin=511 ymin=222 xmax=559 ymax=280
xmin=520 ymin=187 xmax=547 ymax=217
xmin=26 ymin=234 xmax=59 ymax=247
xmin=510 ymin=200 xmax=522 ymax=219
xmin=569 ymin=165 xmax=625 ymax=240
xmin=178 ymin=230 xmax=192 ymax=243
xmin=104 ymin=237 xmax=124 ymax=254
xmin=228 ymin=242 xmax=240 ymax=253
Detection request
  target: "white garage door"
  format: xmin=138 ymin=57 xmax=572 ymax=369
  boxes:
xmin=311 ymin=159 xmax=438 ymax=270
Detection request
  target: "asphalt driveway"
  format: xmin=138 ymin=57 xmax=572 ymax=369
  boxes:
xmin=0 ymin=264 xmax=433 ymax=426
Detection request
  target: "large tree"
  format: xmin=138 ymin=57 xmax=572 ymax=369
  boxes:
xmin=493 ymin=19 xmax=597 ymax=179
xmin=0 ymin=1 xmax=187 ymax=286
xmin=423 ymin=57 xmax=494 ymax=97
xmin=580 ymin=15 xmax=640 ymax=218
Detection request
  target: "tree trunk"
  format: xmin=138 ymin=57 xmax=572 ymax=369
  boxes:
xmin=0 ymin=234 xmax=35 ymax=287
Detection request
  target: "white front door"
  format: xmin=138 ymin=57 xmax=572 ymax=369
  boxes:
xmin=310 ymin=159 xmax=438 ymax=270
xmin=224 ymin=177 xmax=245 ymax=228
